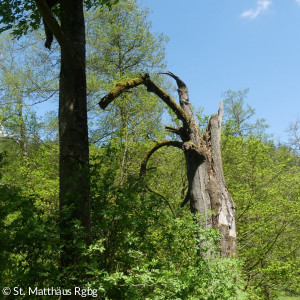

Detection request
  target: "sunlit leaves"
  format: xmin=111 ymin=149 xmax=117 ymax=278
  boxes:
xmin=222 ymin=134 xmax=300 ymax=297
xmin=0 ymin=0 xmax=119 ymax=37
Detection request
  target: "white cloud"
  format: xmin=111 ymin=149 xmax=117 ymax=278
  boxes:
xmin=241 ymin=0 xmax=272 ymax=19
xmin=296 ymin=0 xmax=300 ymax=5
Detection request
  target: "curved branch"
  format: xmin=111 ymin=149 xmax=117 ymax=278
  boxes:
xmin=35 ymin=0 xmax=73 ymax=59
xmin=161 ymin=71 xmax=190 ymax=107
xmin=99 ymin=73 xmax=190 ymax=126
xmin=139 ymin=140 xmax=183 ymax=177
xmin=143 ymin=78 xmax=189 ymax=125
xmin=160 ymin=71 xmax=187 ymax=89
xmin=99 ymin=75 xmax=147 ymax=109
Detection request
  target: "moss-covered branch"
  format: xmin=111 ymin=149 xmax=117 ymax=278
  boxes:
xmin=99 ymin=73 xmax=189 ymax=126
xmin=140 ymin=140 xmax=183 ymax=177
xmin=143 ymin=77 xmax=189 ymax=125
xmin=99 ymin=75 xmax=146 ymax=109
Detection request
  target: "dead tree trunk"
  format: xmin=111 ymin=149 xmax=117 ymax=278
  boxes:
xmin=99 ymin=73 xmax=237 ymax=257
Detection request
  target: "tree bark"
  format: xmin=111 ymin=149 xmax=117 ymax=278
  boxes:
xmin=204 ymin=103 xmax=237 ymax=256
xmin=59 ymin=0 xmax=91 ymax=268
xmin=99 ymin=73 xmax=237 ymax=257
xmin=36 ymin=0 xmax=91 ymax=275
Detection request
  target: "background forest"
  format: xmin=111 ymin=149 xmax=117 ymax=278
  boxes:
xmin=0 ymin=1 xmax=299 ymax=299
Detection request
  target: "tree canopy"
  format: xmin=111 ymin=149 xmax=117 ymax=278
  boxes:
xmin=0 ymin=0 xmax=118 ymax=36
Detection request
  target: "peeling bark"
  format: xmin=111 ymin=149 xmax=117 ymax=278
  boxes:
xmin=205 ymin=103 xmax=237 ymax=256
xmin=99 ymin=73 xmax=238 ymax=257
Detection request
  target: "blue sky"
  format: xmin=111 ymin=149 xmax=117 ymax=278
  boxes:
xmin=141 ymin=0 xmax=300 ymax=142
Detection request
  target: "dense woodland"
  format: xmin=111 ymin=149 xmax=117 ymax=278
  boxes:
xmin=0 ymin=0 xmax=299 ymax=299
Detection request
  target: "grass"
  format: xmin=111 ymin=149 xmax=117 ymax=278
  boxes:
xmin=279 ymin=297 xmax=300 ymax=300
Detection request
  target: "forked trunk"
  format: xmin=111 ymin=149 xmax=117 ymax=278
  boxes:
xmin=99 ymin=73 xmax=237 ymax=257
xmin=170 ymin=73 xmax=237 ymax=256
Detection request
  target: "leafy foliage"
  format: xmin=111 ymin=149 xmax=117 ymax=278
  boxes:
xmin=0 ymin=177 xmax=59 ymax=290
xmin=223 ymin=89 xmax=269 ymax=137
xmin=0 ymin=0 xmax=118 ymax=37
xmin=221 ymin=95 xmax=300 ymax=298
xmin=0 ymin=1 xmax=298 ymax=299
xmin=80 ymin=145 xmax=247 ymax=299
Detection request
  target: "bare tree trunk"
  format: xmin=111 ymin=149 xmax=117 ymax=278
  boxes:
xmin=99 ymin=73 xmax=237 ymax=257
xmin=205 ymin=106 xmax=237 ymax=256
xmin=59 ymin=0 xmax=91 ymax=268
xmin=35 ymin=0 xmax=91 ymax=275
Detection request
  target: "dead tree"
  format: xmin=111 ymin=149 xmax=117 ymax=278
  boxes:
xmin=99 ymin=73 xmax=237 ymax=257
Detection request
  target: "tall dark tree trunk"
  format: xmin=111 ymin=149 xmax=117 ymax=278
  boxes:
xmin=35 ymin=0 xmax=91 ymax=273
xmin=59 ymin=0 xmax=91 ymax=268
xmin=99 ymin=73 xmax=237 ymax=257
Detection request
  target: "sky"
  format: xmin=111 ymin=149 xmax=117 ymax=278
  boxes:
xmin=140 ymin=0 xmax=300 ymax=142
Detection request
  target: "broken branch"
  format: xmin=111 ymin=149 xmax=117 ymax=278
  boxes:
xmin=160 ymin=71 xmax=187 ymax=89
xmin=165 ymin=126 xmax=182 ymax=135
xmin=161 ymin=71 xmax=190 ymax=106
xmin=35 ymin=0 xmax=73 ymax=59
xmin=99 ymin=75 xmax=147 ymax=109
xmin=99 ymin=73 xmax=190 ymax=126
